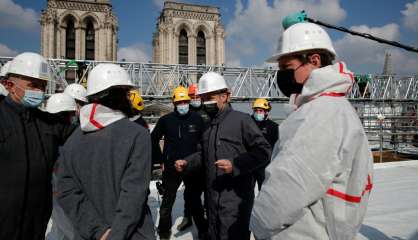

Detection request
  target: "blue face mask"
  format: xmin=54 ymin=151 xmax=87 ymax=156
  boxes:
xmin=254 ymin=112 xmax=266 ymax=122
xmin=21 ymin=89 xmax=45 ymax=108
xmin=190 ymin=99 xmax=201 ymax=108
xmin=177 ymin=104 xmax=189 ymax=115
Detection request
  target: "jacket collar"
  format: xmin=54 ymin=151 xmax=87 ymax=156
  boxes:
xmin=211 ymin=103 xmax=233 ymax=125
xmin=4 ymin=95 xmax=33 ymax=120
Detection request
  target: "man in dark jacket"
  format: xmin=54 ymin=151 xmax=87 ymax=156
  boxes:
xmin=0 ymin=52 xmax=74 ymax=240
xmin=56 ymin=63 xmax=155 ymax=240
xmin=189 ymin=83 xmax=210 ymax=124
xmin=251 ymin=98 xmax=279 ymax=189
xmin=152 ymin=86 xmax=208 ymax=239
xmin=175 ymin=72 xmax=271 ymax=240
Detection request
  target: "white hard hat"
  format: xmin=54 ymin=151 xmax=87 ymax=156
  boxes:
xmin=0 ymin=61 xmax=10 ymax=77
xmin=8 ymin=52 xmax=50 ymax=81
xmin=64 ymin=83 xmax=88 ymax=102
xmin=46 ymin=93 xmax=77 ymax=114
xmin=197 ymin=72 xmax=229 ymax=95
xmin=86 ymin=63 xmax=134 ymax=96
xmin=266 ymin=22 xmax=336 ymax=63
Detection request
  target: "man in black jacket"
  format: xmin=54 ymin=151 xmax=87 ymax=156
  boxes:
xmin=0 ymin=52 xmax=74 ymax=240
xmin=56 ymin=63 xmax=155 ymax=240
xmin=251 ymin=98 xmax=279 ymax=189
xmin=175 ymin=72 xmax=271 ymax=240
xmin=152 ymin=86 xmax=208 ymax=240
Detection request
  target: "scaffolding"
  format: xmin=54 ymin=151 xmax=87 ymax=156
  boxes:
xmin=1 ymin=57 xmax=417 ymax=152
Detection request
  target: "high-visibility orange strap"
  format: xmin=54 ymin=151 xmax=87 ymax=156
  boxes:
xmin=319 ymin=92 xmax=346 ymax=97
xmin=327 ymin=174 xmax=373 ymax=203
xmin=89 ymin=103 xmax=104 ymax=129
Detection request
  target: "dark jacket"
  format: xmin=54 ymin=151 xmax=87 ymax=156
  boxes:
xmin=133 ymin=115 xmax=149 ymax=130
xmin=151 ymin=111 xmax=204 ymax=171
xmin=190 ymin=105 xmax=210 ymax=124
xmin=186 ymin=105 xmax=271 ymax=240
xmin=56 ymin=119 xmax=154 ymax=240
xmin=0 ymin=96 xmax=73 ymax=240
xmin=252 ymin=117 xmax=279 ymax=148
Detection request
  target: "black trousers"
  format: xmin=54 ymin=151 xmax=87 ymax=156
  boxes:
xmin=254 ymin=168 xmax=265 ymax=190
xmin=158 ymin=169 xmax=207 ymax=233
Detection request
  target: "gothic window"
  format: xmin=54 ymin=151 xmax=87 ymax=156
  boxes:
xmin=65 ymin=20 xmax=76 ymax=59
xmin=178 ymin=29 xmax=188 ymax=64
xmin=196 ymin=31 xmax=206 ymax=65
xmin=85 ymin=21 xmax=95 ymax=60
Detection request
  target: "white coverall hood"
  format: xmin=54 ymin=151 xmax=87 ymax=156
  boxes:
xmin=291 ymin=61 xmax=354 ymax=107
xmin=250 ymin=62 xmax=373 ymax=240
xmin=80 ymin=103 xmax=126 ymax=132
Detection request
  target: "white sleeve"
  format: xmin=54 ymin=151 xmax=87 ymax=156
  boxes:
xmin=250 ymin=103 xmax=344 ymax=239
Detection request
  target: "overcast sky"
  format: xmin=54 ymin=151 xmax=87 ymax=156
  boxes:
xmin=0 ymin=0 xmax=417 ymax=75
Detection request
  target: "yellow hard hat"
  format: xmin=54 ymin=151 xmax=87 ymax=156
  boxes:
xmin=129 ymin=89 xmax=144 ymax=111
xmin=252 ymin=98 xmax=271 ymax=110
xmin=172 ymin=86 xmax=191 ymax=103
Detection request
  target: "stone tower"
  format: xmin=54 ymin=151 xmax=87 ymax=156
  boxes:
xmin=382 ymin=51 xmax=394 ymax=75
xmin=152 ymin=1 xmax=225 ymax=65
xmin=40 ymin=0 xmax=118 ymax=61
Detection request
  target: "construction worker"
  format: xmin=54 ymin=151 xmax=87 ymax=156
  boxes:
xmin=56 ymin=63 xmax=155 ymax=240
xmin=64 ymin=83 xmax=88 ymax=114
xmin=174 ymin=83 xmax=209 ymax=232
xmin=152 ymin=86 xmax=208 ymax=240
xmin=189 ymin=83 xmax=210 ymax=123
xmin=129 ymin=88 xmax=149 ymax=130
xmin=0 ymin=61 xmax=10 ymax=96
xmin=175 ymin=72 xmax=271 ymax=240
xmin=45 ymin=93 xmax=77 ymax=240
xmin=45 ymin=93 xmax=78 ymax=125
xmin=251 ymin=98 xmax=278 ymax=189
xmin=0 ymin=52 xmax=74 ymax=240
xmin=250 ymin=22 xmax=373 ymax=240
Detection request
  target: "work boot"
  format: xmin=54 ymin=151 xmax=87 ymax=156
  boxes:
xmin=158 ymin=230 xmax=171 ymax=240
xmin=177 ymin=216 xmax=193 ymax=231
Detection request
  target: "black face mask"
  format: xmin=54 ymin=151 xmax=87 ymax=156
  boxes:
xmin=203 ymin=100 xmax=219 ymax=117
xmin=276 ymin=69 xmax=304 ymax=97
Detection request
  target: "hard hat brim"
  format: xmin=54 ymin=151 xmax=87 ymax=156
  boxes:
xmin=86 ymin=83 xmax=135 ymax=97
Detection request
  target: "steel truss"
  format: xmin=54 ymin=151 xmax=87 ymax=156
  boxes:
xmin=1 ymin=57 xmax=417 ymax=101
xmin=1 ymin=57 xmax=417 ymax=150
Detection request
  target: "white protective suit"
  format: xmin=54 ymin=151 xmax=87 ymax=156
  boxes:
xmin=250 ymin=62 xmax=374 ymax=240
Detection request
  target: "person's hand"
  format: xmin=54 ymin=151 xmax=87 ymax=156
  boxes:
xmin=215 ymin=159 xmax=233 ymax=174
xmin=161 ymin=163 xmax=165 ymax=172
xmin=175 ymin=160 xmax=188 ymax=172
xmin=100 ymin=229 xmax=111 ymax=240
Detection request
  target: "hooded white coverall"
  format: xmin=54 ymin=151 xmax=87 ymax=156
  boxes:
xmin=250 ymin=62 xmax=374 ymax=240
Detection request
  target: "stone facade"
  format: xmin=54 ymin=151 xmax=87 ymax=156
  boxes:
xmin=40 ymin=0 xmax=118 ymax=61
xmin=152 ymin=1 xmax=225 ymax=65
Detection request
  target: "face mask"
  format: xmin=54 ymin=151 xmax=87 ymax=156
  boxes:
xmin=176 ymin=104 xmax=189 ymax=115
xmin=254 ymin=112 xmax=265 ymax=122
xmin=276 ymin=69 xmax=304 ymax=98
xmin=203 ymin=100 xmax=219 ymax=117
xmin=190 ymin=99 xmax=201 ymax=108
xmin=21 ymin=89 xmax=45 ymax=108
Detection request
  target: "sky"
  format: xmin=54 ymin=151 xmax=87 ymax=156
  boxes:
xmin=0 ymin=0 xmax=417 ymax=75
